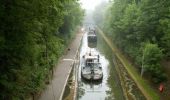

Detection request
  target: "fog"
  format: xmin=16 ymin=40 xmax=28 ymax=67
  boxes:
xmin=79 ymin=0 xmax=109 ymax=10
xmin=80 ymin=0 xmax=109 ymax=26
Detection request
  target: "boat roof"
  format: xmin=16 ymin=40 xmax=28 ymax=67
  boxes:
xmin=88 ymin=34 xmax=96 ymax=36
xmin=88 ymin=30 xmax=95 ymax=34
xmin=85 ymin=55 xmax=98 ymax=59
xmin=86 ymin=62 xmax=101 ymax=64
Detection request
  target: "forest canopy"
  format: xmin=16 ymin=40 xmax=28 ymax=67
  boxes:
xmin=94 ymin=0 xmax=170 ymax=83
xmin=0 ymin=0 xmax=84 ymax=99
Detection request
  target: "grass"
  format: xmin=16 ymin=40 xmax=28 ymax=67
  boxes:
xmin=112 ymin=57 xmax=129 ymax=100
xmin=97 ymin=27 xmax=160 ymax=100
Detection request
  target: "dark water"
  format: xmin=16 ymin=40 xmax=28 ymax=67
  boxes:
xmin=77 ymin=32 xmax=125 ymax=100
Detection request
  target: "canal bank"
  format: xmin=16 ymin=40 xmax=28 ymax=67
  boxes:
xmin=38 ymin=29 xmax=83 ymax=100
xmin=97 ymin=27 xmax=159 ymax=100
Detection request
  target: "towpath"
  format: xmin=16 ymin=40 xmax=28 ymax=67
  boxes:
xmin=38 ymin=29 xmax=83 ymax=100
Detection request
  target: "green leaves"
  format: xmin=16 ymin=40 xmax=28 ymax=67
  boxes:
xmin=143 ymin=43 xmax=163 ymax=64
xmin=141 ymin=43 xmax=166 ymax=83
xmin=59 ymin=1 xmax=84 ymax=36
xmin=0 ymin=0 xmax=83 ymax=99
xmin=95 ymin=0 xmax=169 ymax=83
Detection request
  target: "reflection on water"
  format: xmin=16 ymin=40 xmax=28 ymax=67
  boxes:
xmin=77 ymin=32 xmax=125 ymax=100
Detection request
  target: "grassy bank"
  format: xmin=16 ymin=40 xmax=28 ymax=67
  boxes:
xmin=97 ymin=27 xmax=159 ymax=100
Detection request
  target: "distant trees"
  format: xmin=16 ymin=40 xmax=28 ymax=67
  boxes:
xmin=59 ymin=1 xmax=84 ymax=40
xmin=0 ymin=0 xmax=84 ymax=99
xmin=94 ymin=0 xmax=170 ymax=83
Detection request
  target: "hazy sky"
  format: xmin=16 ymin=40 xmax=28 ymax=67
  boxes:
xmin=79 ymin=0 xmax=108 ymax=10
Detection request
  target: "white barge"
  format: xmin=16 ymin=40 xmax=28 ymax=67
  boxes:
xmin=81 ymin=52 xmax=103 ymax=81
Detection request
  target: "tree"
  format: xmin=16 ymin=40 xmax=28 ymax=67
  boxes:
xmin=94 ymin=0 xmax=169 ymax=83
xmin=0 ymin=0 xmax=84 ymax=99
xmin=142 ymin=43 xmax=166 ymax=83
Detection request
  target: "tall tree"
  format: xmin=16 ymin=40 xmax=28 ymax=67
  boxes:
xmin=0 ymin=0 xmax=84 ymax=99
xmin=94 ymin=0 xmax=169 ymax=83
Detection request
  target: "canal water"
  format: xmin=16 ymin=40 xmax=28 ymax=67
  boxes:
xmin=77 ymin=31 xmax=125 ymax=100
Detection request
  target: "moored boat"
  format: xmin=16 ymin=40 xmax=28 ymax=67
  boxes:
xmin=87 ymin=29 xmax=97 ymax=43
xmin=81 ymin=51 xmax=103 ymax=81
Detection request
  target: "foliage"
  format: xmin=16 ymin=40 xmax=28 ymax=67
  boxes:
xmin=59 ymin=1 xmax=84 ymax=37
xmin=0 ymin=0 xmax=84 ymax=99
xmin=94 ymin=0 xmax=170 ymax=83
xmin=143 ymin=43 xmax=166 ymax=83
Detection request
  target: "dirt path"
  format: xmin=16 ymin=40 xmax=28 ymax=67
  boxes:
xmin=38 ymin=30 xmax=83 ymax=100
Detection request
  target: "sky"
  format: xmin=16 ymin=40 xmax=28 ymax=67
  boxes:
xmin=79 ymin=0 xmax=108 ymax=10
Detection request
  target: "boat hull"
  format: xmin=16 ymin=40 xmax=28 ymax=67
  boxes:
xmin=81 ymin=69 xmax=103 ymax=81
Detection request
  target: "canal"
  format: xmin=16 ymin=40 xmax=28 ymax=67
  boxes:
xmin=77 ymin=30 xmax=125 ymax=100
